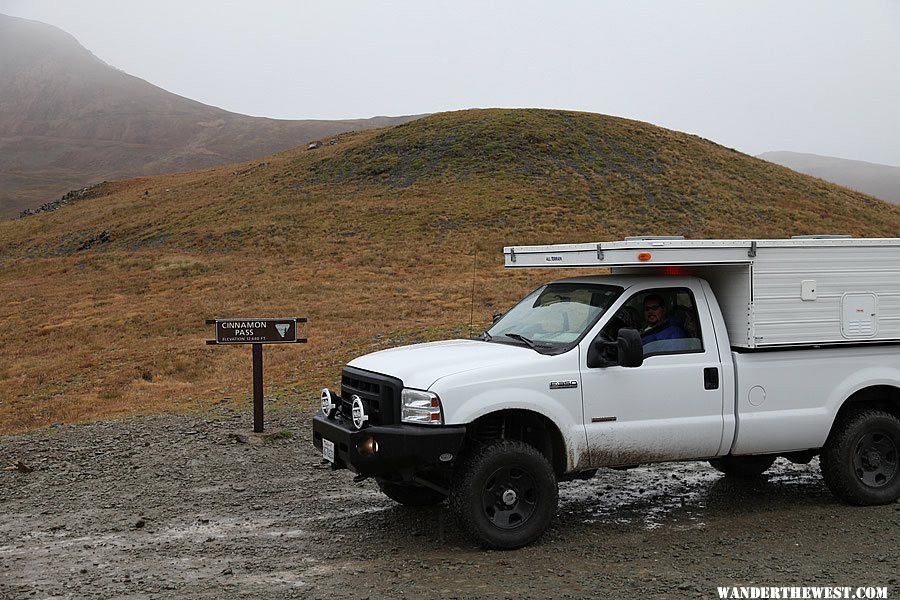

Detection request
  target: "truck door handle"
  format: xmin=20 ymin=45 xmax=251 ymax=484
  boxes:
xmin=704 ymin=367 xmax=719 ymax=390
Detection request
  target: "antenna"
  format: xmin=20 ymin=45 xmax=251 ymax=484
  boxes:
xmin=469 ymin=247 xmax=477 ymax=338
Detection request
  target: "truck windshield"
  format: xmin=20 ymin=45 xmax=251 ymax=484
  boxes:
xmin=485 ymin=282 xmax=622 ymax=353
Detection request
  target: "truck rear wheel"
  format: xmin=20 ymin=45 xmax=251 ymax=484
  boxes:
xmin=708 ymin=455 xmax=776 ymax=478
xmin=377 ymin=480 xmax=448 ymax=507
xmin=820 ymin=409 xmax=900 ymax=505
xmin=450 ymin=440 xmax=557 ymax=550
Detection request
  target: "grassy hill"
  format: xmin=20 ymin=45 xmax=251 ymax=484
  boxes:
xmin=1 ymin=108 xmax=898 ymax=434
xmin=0 ymin=13 xmax=419 ymax=218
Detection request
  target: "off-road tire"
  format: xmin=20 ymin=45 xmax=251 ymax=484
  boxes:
xmin=450 ymin=440 xmax=558 ymax=550
xmin=820 ymin=409 xmax=900 ymax=505
xmin=376 ymin=480 xmax=448 ymax=507
xmin=709 ymin=455 xmax=777 ymax=478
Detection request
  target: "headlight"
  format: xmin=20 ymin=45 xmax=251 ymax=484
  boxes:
xmin=401 ymin=388 xmax=443 ymax=425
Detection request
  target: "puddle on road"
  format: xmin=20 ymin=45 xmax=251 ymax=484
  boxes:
xmin=558 ymin=458 xmax=827 ymax=530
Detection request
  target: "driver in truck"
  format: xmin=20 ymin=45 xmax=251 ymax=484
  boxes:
xmin=640 ymin=293 xmax=686 ymax=344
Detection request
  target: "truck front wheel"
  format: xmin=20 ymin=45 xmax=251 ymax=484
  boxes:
xmin=450 ymin=440 xmax=558 ymax=550
xmin=708 ymin=455 xmax=776 ymax=478
xmin=820 ymin=409 xmax=900 ymax=505
xmin=376 ymin=480 xmax=448 ymax=507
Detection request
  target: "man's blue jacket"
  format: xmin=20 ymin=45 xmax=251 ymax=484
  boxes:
xmin=641 ymin=320 xmax=686 ymax=344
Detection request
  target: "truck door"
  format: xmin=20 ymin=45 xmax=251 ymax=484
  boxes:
xmin=579 ymin=282 xmax=725 ymax=466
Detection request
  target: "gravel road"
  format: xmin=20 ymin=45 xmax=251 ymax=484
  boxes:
xmin=2 ymin=409 xmax=898 ymax=599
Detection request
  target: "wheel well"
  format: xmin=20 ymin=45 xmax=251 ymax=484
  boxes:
xmin=832 ymin=385 xmax=900 ymax=429
xmin=466 ymin=410 xmax=567 ymax=477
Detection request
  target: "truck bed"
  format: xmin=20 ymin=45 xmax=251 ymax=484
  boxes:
xmin=728 ymin=344 xmax=900 ymax=455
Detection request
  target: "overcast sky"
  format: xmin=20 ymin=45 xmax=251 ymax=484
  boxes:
xmin=2 ymin=0 xmax=899 ymax=167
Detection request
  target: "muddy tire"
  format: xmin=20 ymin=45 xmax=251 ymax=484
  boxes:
xmin=450 ymin=440 xmax=557 ymax=550
xmin=820 ymin=409 xmax=900 ymax=505
xmin=376 ymin=480 xmax=447 ymax=507
xmin=709 ymin=455 xmax=776 ymax=478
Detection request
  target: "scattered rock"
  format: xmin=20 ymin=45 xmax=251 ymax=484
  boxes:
xmin=229 ymin=430 xmax=289 ymax=445
xmin=4 ymin=460 xmax=33 ymax=473
xmin=17 ymin=183 xmax=110 ymax=218
xmin=77 ymin=230 xmax=111 ymax=251
xmin=231 ymin=432 xmax=255 ymax=445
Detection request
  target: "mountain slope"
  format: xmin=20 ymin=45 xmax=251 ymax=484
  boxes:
xmin=759 ymin=151 xmax=900 ymax=205
xmin=0 ymin=13 xmax=419 ymax=218
xmin=1 ymin=109 xmax=898 ymax=434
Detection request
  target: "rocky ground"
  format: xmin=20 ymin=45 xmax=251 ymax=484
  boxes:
xmin=1 ymin=408 xmax=898 ymax=599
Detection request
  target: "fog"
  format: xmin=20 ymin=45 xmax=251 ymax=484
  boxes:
xmin=1 ymin=0 xmax=899 ymax=167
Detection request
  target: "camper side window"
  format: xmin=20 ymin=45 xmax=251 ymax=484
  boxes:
xmin=604 ymin=287 xmax=704 ymax=357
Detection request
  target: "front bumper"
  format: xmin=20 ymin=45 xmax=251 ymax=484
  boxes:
xmin=312 ymin=413 xmax=466 ymax=479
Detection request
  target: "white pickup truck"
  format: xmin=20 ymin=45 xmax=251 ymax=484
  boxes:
xmin=313 ymin=237 xmax=900 ymax=549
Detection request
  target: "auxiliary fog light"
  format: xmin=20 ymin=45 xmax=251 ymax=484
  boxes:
xmin=357 ymin=435 xmax=379 ymax=458
xmin=321 ymin=388 xmax=338 ymax=417
xmin=351 ymin=395 xmax=369 ymax=429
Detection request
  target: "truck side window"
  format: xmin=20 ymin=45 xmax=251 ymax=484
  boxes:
xmin=605 ymin=287 xmax=704 ymax=357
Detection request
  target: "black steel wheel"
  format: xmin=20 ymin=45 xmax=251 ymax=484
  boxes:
xmin=450 ymin=440 xmax=557 ymax=550
xmin=708 ymin=454 xmax=776 ymax=478
xmin=821 ymin=409 xmax=900 ymax=505
xmin=480 ymin=464 xmax=538 ymax=529
xmin=851 ymin=430 xmax=898 ymax=487
xmin=376 ymin=480 xmax=448 ymax=507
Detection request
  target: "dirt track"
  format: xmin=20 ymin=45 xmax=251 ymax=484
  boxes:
xmin=1 ymin=409 xmax=898 ymax=599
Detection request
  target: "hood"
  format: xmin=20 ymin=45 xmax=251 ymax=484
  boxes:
xmin=347 ymin=339 xmax=535 ymax=390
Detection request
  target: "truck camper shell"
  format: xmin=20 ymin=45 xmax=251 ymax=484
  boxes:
xmin=503 ymin=236 xmax=900 ymax=349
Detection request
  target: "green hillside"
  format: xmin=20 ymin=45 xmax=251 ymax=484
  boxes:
xmin=1 ymin=109 xmax=898 ymax=433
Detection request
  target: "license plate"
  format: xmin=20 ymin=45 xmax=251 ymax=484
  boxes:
xmin=322 ymin=438 xmax=335 ymax=463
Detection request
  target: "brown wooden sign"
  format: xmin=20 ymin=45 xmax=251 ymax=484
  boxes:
xmin=206 ymin=318 xmax=307 ymax=345
xmin=205 ymin=317 xmax=308 ymax=433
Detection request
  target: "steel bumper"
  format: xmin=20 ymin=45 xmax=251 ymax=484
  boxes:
xmin=312 ymin=413 xmax=466 ymax=479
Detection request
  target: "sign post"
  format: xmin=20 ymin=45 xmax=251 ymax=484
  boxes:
xmin=206 ymin=317 xmax=307 ymax=432
xmin=252 ymin=343 xmax=264 ymax=432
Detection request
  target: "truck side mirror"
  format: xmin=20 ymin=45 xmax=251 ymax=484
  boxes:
xmin=587 ymin=328 xmax=644 ymax=369
xmin=492 ymin=312 xmax=503 ymax=324
xmin=616 ymin=328 xmax=643 ymax=368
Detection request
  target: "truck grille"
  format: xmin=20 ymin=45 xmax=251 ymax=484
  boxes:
xmin=340 ymin=366 xmax=402 ymax=426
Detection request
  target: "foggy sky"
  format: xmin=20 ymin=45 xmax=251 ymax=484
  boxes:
xmin=2 ymin=0 xmax=899 ymax=167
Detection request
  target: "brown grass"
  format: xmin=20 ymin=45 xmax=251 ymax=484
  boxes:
xmin=1 ymin=109 xmax=898 ymax=434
